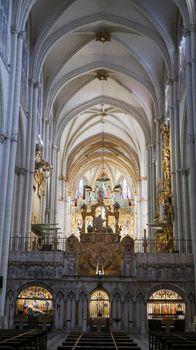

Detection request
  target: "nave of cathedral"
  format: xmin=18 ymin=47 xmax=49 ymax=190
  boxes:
xmin=0 ymin=0 xmax=196 ymax=348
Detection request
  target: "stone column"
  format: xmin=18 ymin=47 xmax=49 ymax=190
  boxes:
xmin=75 ymin=296 xmax=79 ymax=329
xmin=0 ymin=30 xmax=24 ymax=321
xmin=186 ymin=292 xmax=196 ymax=331
xmin=71 ymin=297 xmax=76 ymax=329
xmin=132 ymin=295 xmax=137 ymax=333
xmin=185 ymin=29 xmax=196 ymax=293
xmin=169 ymin=80 xmax=178 ymax=239
xmin=22 ymin=82 xmax=40 ymax=243
xmin=148 ymin=146 xmax=154 ymax=238
xmin=190 ymin=25 xmax=196 ymax=158
xmin=49 ymin=144 xmax=59 ymax=223
xmin=147 ymin=144 xmax=155 ymax=241
xmin=135 ymin=297 xmax=141 ymax=333
xmin=66 ymin=298 xmax=71 ymax=330
xmin=134 ymin=191 xmax=139 ymax=240
xmin=82 ymin=296 xmax=87 ymax=331
xmin=0 ymin=27 xmax=19 ymax=257
xmin=44 ymin=119 xmax=50 ymax=161
xmin=112 ymin=296 xmax=121 ymax=331
xmin=128 ymin=297 xmax=133 ymax=332
xmin=19 ymin=79 xmax=34 ymax=235
xmin=54 ymin=293 xmax=64 ymax=329
xmin=5 ymin=291 xmax=15 ymax=329
xmin=181 ymin=171 xmax=191 ymax=243
xmin=121 ymin=296 xmax=125 ymax=330
xmin=173 ymin=79 xmax=183 ymax=241
xmin=12 ymin=169 xmax=26 ymax=241
xmin=66 ymin=294 xmax=76 ymax=330
xmin=78 ymin=293 xmax=88 ymax=331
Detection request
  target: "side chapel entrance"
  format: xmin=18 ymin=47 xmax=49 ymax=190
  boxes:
xmin=89 ymin=289 xmax=110 ymax=331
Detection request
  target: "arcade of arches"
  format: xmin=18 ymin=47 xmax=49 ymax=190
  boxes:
xmin=0 ymin=0 xmax=196 ymax=334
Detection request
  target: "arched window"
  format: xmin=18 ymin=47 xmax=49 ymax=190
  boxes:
xmin=76 ymin=179 xmax=84 ymax=199
xmin=147 ymin=289 xmax=185 ymax=320
xmin=122 ymin=178 xmax=131 ymax=199
xmin=89 ymin=289 xmax=110 ymax=318
xmin=16 ymin=286 xmax=53 ymax=316
xmin=165 ymin=84 xmax=169 ymax=118
xmin=179 ymin=35 xmax=186 ymax=94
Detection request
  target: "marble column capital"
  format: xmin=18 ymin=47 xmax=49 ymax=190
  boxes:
xmin=184 ymin=28 xmax=191 ymax=37
xmin=11 ymin=26 xmax=20 ymax=35
xmin=33 ymin=81 xmax=42 ymax=89
xmin=59 ymin=176 xmax=66 ymax=182
xmin=42 ymin=116 xmax=49 ymax=123
xmin=189 ymin=24 xmax=196 ymax=33
xmin=15 ymin=167 xmax=27 ymax=175
xmin=18 ymin=31 xmax=26 ymax=40
xmin=0 ymin=133 xmax=8 ymax=143
xmin=167 ymin=78 xmax=174 ymax=85
xmin=147 ymin=143 xmax=155 ymax=150
xmin=52 ymin=144 xmax=59 ymax=151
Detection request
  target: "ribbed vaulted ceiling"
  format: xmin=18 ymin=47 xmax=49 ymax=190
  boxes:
xmin=28 ymin=0 xmax=179 ymax=187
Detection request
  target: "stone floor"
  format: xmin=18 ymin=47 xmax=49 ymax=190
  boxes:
xmin=47 ymin=330 xmax=149 ymax=350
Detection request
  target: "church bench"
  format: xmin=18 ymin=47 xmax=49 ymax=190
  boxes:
xmin=0 ymin=329 xmax=47 ymax=350
xmin=170 ymin=345 xmax=196 ymax=349
xmin=149 ymin=330 xmax=196 ymax=350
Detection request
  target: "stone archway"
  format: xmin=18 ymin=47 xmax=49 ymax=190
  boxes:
xmin=15 ymin=285 xmax=53 ymax=329
xmin=147 ymin=288 xmax=185 ymax=332
xmin=89 ymin=289 xmax=110 ymax=331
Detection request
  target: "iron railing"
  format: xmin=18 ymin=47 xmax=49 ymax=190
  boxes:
xmin=9 ymin=236 xmax=193 ymax=254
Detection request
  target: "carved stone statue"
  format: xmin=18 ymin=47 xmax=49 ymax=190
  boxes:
xmin=94 ymin=215 xmax=105 ymax=232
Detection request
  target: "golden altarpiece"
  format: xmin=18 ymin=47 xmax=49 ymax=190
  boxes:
xmin=66 ymin=195 xmax=134 ymax=278
xmin=65 ymin=193 xmax=135 ymax=328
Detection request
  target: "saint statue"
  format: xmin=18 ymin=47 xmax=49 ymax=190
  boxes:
xmin=94 ymin=215 xmax=104 ymax=232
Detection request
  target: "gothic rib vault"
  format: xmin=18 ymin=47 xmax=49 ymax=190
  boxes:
xmin=0 ymin=0 xmax=196 ymax=332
